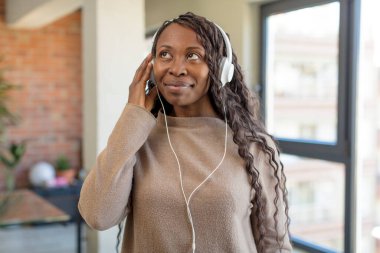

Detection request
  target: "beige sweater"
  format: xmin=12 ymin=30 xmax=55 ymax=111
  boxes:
xmin=79 ymin=103 xmax=292 ymax=253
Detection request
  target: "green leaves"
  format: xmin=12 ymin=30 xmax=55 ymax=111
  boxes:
xmin=0 ymin=142 xmax=26 ymax=170
xmin=55 ymin=155 xmax=71 ymax=171
xmin=0 ymin=58 xmax=25 ymax=171
xmin=0 ymin=60 xmax=21 ymax=141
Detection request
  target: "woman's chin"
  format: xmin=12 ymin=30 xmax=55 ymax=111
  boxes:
xmin=165 ymin=98 xmax=190 ymax=108
xmin=160 ymin=92 xmax=191 ymax=107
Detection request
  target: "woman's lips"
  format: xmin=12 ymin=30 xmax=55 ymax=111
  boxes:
xmin=164 ymin=81 xmax=193 ymax=87
xmin=164 ymin=82 xmax=193 ymax=92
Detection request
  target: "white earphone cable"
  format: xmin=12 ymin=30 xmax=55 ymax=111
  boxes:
xmin=155 ymin=87 xmax=228 ymax=253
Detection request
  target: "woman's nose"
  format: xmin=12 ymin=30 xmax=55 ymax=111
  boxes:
xmin=168 ymin=58 xmax=187 ymax=76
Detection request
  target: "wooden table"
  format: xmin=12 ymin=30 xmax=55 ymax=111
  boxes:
xmin=0 ymin=189 xmax=70 ymax=227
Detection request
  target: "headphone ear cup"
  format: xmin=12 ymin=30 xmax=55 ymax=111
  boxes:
xmin=219 ymin=57 xmax=234 ymax=86
xmin=219 ymin=57 xmax=228 ymax=86
xmin=149 ymin=69 xmax=156 ymax=84
xmin=227 ymin=63 xmax=234 ymax=83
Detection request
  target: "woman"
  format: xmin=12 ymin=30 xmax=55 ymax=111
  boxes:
xmin=79 ymin=12 xmax=292 ymax=253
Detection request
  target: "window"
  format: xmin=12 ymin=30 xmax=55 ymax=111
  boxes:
xmin=264 ymin=2 xmax=339 ymax=144
xmin=356 ymin=1 xmax=380 ymax=252
xmin=260 ymin=0 xmax=360 ymax=252
xmin=284 ymin=154 xmax=345 ymax=251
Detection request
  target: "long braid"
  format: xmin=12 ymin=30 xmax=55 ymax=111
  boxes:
xmin=214 ymin=58 xmax=289 ymax=250
xmin=210 ymin=57 xmax=275 ymax=251
xmin=168 ymin=13 xmax=291 ymax=250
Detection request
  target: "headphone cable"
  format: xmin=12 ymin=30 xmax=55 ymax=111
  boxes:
xmin=156 ymin=86 xmax=228 ymax=253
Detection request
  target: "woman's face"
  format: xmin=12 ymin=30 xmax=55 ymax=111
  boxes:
xmin=153 ymin=23 xmax=215 ymax=117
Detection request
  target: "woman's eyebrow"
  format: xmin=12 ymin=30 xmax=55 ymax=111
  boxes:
xmin=186 ymin=46 xmax=204 ymax=51
xmin=157 ymin=45 xmax=172 ymax=49
xmin=157 ymin=45 xmax=204 ymax=51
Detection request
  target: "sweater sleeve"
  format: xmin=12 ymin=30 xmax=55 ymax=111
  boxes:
xmin=250 ymin=135 xmax=292 ymax=253
xmin=78 ymin=103 xmax=156 ymax=231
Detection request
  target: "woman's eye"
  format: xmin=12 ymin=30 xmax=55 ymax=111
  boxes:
xmin=159 ymin=51 xmax=171 ymax=59
xmin=188 ymin=53 xmax=200 ymax=60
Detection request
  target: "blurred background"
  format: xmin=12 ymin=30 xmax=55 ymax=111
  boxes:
xmin=0 ymin=0 xmax=378 ymax=253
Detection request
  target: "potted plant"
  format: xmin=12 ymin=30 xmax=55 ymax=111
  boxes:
xmin=55 ymin=155 xmax=76 ymax=184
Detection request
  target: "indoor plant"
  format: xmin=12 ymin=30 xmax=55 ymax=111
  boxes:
xmin=0 ymin=57 xmax=23 ymax=192
xmin=55 ymin=155 xmax=76 ymax=184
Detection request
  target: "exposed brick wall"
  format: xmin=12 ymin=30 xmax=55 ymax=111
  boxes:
xmin=0 ymin=0 xmax=82 ymax=189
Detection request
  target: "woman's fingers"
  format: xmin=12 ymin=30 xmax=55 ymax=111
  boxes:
xmin=128 ymin=53 xmax=155 ymax=109
xmin=141 ymin=62 xmax=153 ymax=86
xmin=133 ymin=54 xmax=152 ymax=84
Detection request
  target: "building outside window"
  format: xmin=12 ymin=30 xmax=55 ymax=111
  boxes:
xmin=261 ymin=0 xmax=380 ymax=252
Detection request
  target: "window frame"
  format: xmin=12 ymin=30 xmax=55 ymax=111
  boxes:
xmin=259 ymin=0 xmax=361 ymax=252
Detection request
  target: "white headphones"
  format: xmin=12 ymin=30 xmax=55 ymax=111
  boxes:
xmin=148 ymin=20 xmax=234 ymax=88
xmin=214 ymin=24 xmax=235 ymax=86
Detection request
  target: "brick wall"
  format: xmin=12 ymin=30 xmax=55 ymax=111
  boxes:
xmin=0 ymin=0 xmax=82 ymax=189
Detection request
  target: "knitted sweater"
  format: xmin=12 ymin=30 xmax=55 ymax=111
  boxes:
xmin=78 ymin=103 xmax=292 ymax=253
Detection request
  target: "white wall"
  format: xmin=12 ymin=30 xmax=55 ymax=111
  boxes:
xmin=82 ymin=0 xmax=145 ymax=252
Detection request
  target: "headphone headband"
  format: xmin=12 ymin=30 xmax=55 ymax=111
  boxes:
xmin=214 ymin=24 xmax=233 ymax=63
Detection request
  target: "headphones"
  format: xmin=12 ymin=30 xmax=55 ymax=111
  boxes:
xmin=214 ymin=23 xmax=235 ymax=86
xmin=146 ymin=20 xmax=234 ymax=94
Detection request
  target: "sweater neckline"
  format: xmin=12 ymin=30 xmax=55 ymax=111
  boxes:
xmin=157 ymin=111 xmax=226 ymax=128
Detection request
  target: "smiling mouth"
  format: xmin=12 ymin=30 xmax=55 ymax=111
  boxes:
xmin=164 ymin=83 xmax=194 ymax=88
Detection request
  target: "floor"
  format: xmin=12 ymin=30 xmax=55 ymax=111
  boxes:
xmin=0 ymin=223 xmax=86 ymax=253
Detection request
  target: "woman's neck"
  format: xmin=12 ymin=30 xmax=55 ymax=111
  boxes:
xmin=171 ymin=106 xmax=218 ymax=118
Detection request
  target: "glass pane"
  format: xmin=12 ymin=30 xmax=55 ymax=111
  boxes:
xmin=265 ymin=2 xmax=340 ymax=143
xmin=284 ymin=154 xmax=344 ymax=251
xmin=357 ymin=0 xmax=380 ymax=252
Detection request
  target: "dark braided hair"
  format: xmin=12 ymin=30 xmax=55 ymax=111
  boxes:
xmin=117 ymin=12 xmax=290 ymax=253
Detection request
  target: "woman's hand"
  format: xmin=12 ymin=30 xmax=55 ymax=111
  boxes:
xmin=128 ymin=54 xmax=158 ymax=111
